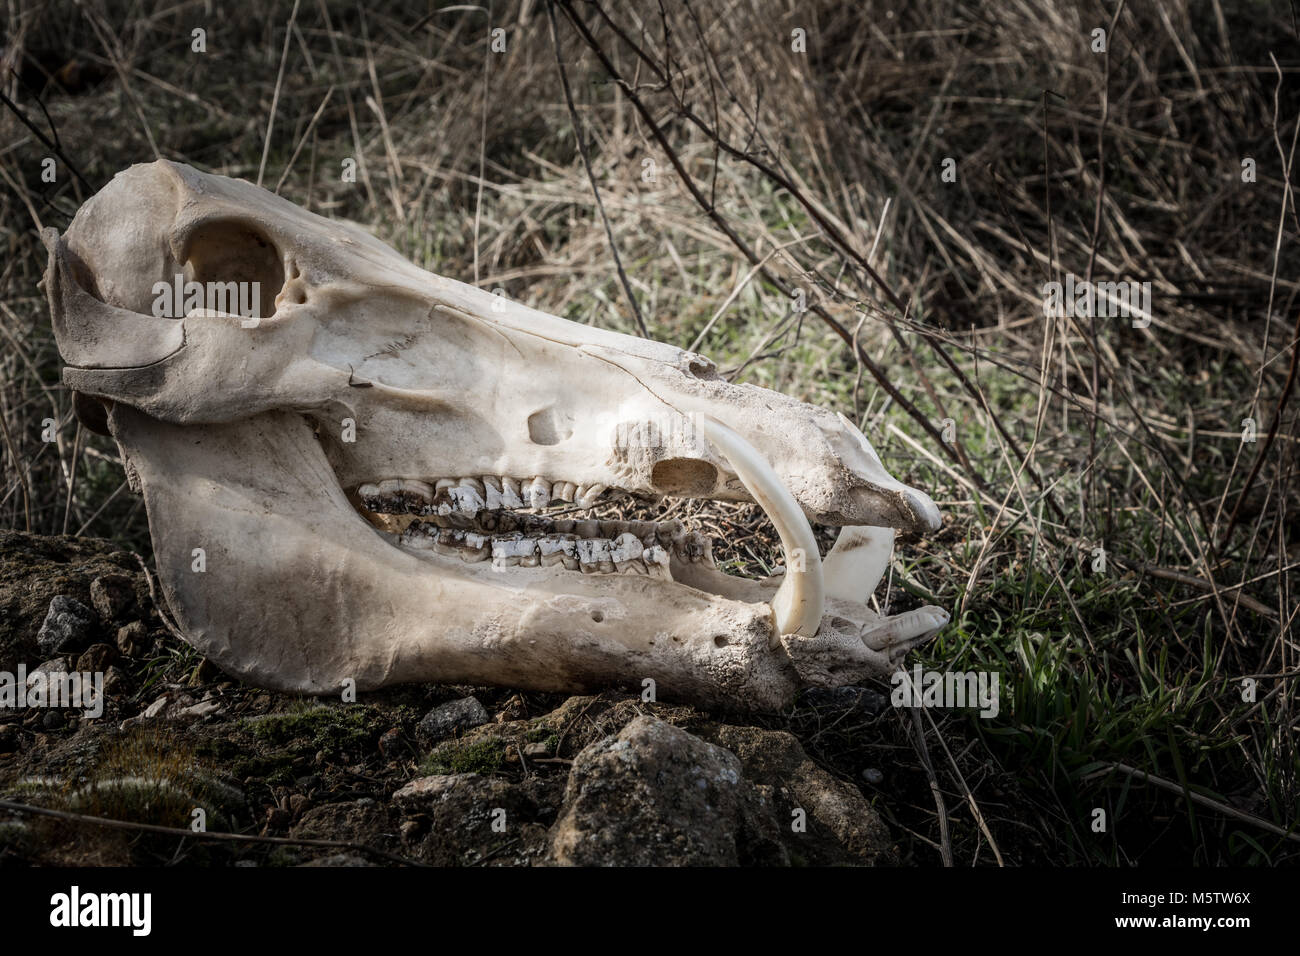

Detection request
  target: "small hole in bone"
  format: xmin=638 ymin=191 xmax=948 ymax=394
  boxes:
xmin=183 ymin=221 xmax=285 ymax=319
xmin=650 ymin=458 xmax=718 ymax=497
xmin=590 ymin=610 xmax=604 ymax=623
xmin=713 ymin=635 xmax=728 ymax=648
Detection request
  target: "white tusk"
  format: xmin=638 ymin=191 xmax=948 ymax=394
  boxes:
xmin=697 ymin=417 xmax=824 ymax=638
xmin=823 ymin=526 xmax=894 ymax=604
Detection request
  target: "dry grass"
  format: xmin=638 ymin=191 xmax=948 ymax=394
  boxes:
xmin=1 ymin=0 xmax=1298 ymax=864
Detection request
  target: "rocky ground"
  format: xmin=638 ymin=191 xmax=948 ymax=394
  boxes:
xmin=0 ymin=530 xmax=907 ymax=866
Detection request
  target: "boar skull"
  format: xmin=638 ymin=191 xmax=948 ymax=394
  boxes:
xmin=43 ymin=160 xmax=947 ymax=711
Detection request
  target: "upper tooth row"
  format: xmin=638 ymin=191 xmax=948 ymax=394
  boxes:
xmin=357 ymin=477 xmax=608 ymax=513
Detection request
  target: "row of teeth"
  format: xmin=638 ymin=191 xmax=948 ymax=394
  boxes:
xmin=357 ymin=477 xmax=607 ymax=515
xmin=398 ymin=523 xmax=711 ymax=576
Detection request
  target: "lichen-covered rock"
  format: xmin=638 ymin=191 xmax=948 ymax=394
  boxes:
xmin=546 ymin=715 xmax=787 ymax=866
xmin=705 ymin=724 xmax=896 ymax=865
xmin=36 ymin=595 xmax=97 ymax=656
xmin=394 ymin=772 xmax=548 ymax=865
xmin=416 ymin=696 xmax=488 ymax=742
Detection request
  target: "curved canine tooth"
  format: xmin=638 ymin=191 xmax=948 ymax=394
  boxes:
xmin=698 ymin=417 xmax=825 ymax=638
xmin=823 ymin=526 xmax=894 ymax=603
xmin=526 ymin=477 xmax=551 ymax=508
xmin=576 ymin=483 xmax=607 ymax=507
xmin=500 ymin=477 xmax=524 ymax=509
xmin=611 ymin=533 xmax=644 ymax=573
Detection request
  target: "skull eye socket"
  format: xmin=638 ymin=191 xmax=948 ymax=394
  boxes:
xmin=183 ymin=221 xmax=284 ymax=318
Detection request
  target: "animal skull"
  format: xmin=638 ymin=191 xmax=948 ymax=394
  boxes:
xmin=43 ymin=160 xmax=948 ymax=710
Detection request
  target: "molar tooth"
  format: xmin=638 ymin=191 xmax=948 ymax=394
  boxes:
xmin=643 ymin=545 xmax=673 ymax=580
xmin=403 ymin=479 xmax=434 ymax=500
xmin=538 ymin=534 xmax=578 ymax=567
xmin=482 ymin=476 xmax=504 ymax=510
xmin=500 ymin=477 xmax=524 ymax=509
xmin=451 ymin=483 xmax=485 ymax=514
xmin=555 ymin=481 xmax=577 ymax=502
xmin=435 ymin=478 xmax=457 ymax=493
xmin=611 ymin=533 xmax=644 ymax=573
xmin=491 ymin=535 xmax=538 ymax=568
xmin=526 ymin=477 xmax=551 ymax=508
xmin=461 ymin=532 xmax=490 ymax=563
xmin=576 ymin=538 xmax=615 ymax=573
xmin=357 ymin=483 xmax=380 ymax=500
xmin=433 ymin=529 xmax=465 ymax=555
xmin=460 ymin=477 xmax=486 ymax=496
xmin=378 ymin=479 xmax=403 ymax=496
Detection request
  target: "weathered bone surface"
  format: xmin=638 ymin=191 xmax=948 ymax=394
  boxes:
xmin=42 ymin=160 xmax=948 ymax=710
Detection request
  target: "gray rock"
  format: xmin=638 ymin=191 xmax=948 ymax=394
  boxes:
xmin=708 ymin=724 xmax=895 ymax=865
xmin=89 ymin=574 xmax=135 ymax=621
xmin=115 ymin=621 xmax=147 ymax=657
xmin=416 ymin=696 xmax=488 ymax=741
xmin=393 ymin=772 xmax=543 ymax=866
xmin=36 ymin=595 xmax=97 ymax=655
xmin=546 ymin=716 xmax=786 ymax=866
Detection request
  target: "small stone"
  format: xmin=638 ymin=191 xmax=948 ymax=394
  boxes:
xmin=36 ymin=595 xmax=97 ymax=655
xmin=862 ymin=768 xmax=884 ymax=785
xmin=103 ymin=666 xmax=130 ymax=696
xmin=75 ymin=643 xmax=118 ymax=674
xmin=41 ymin=710 xmax=64 ymax=730
xmin=89 ymin=574 xmax=135 ymax=621
xmin=378 ymin=727 xmax=402 ymax=756
xmin=416 ymin=696 xmax=488 ymax=742
xmin=400 ymin=819 xmax=423 ymax=842
xmin=115 ymin=621 xmax=147 ymax=657
xmin=523 ymin=741 xmax=550 ymax=758
xmin=265 ymin=807 xmax=292 ymax=830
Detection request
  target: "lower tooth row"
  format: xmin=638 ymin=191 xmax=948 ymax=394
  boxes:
xmin=400 ymin=526 xmax=674 ymax=577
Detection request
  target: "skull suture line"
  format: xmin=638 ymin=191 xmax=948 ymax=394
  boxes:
xmin=43 ymin=160 xmax=948 ymax=711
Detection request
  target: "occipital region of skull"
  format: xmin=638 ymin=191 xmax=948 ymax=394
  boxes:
xmin=42 ymin=160 xmax=948 ymax=711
